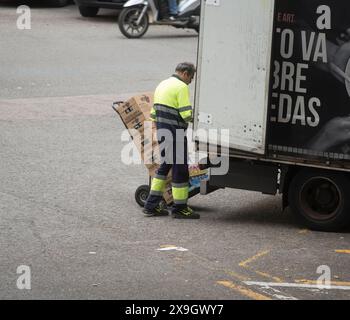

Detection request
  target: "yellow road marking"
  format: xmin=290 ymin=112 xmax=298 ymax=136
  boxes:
xmin=239 ymin=250 xmax=270 ymax=268
xmin=185 ymin=251 xmax=250 ymax=281
xmin=335 ymin=250 xmax=350 ymax=254
xmin=184 ymin=251 xmax=271 ymax=299
xmin=298 ymin=229 xmax=309 ymax=234
xmin=239 ymin=250 xmax=284 ymax=283
xmin=225 ymin=270 xmax=250 ymax=282
xmin=255 ymin=271 xmax=284 ymax=283
xmin=217 ymin=280 xmax=272 ymax=300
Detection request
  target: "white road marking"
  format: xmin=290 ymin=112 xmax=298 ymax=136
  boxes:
xmin=157 ymin=246 xmax=188 ymax=252
xmin=245 ymin=281 xmax=350 ymax=291
xmin=258 ymin=286 xmax=298 ymax=300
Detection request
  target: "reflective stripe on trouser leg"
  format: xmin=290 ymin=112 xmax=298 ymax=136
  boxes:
xmin=172 ymin=182 xmax=189 ymax=206
xmin=144 ymin=163 xmax=172 ymax=211
xmin=144 ymin=177 xmax=166 ymax=211
xmin=149 ymin=176 xmax=167 ymax=196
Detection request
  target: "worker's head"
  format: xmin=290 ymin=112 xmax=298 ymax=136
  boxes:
xmin=175 ymin=62 xmax=196 ymax=85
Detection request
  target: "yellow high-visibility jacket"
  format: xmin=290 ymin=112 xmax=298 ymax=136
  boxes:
xmin=150 ymin=75 xmax=193 ymax=129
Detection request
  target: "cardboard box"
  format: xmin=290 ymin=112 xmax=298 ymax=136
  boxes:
xmin=163 ymin=186 xmax=173 ymax=205
xmin=147 ymin=163 xmax=160 ymax=176
xmin=116 ymin=103 xmax=143 ymax=125
xmin=116 ymin=92 xmax=153 ymax=125
xmin=139 ymin=103 xmax=153 ymax=121
xmin=130 ymin=131 xmax=155 ymax=155
xmin=126 ymin=114 xmax=146 ymax=132
xmin=126 ymin=93 xmax=153 ymax=121
xmin=132 ymin=93 xmax=153 ymax=106
xmin=143 ymin=144 xmax=162 ymax=167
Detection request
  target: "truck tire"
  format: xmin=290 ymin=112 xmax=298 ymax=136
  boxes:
xmin=288 ymin=169 xmax=350 ymax=231
xmin=78 ymin=6 xmax=99 ymax=17
xmin=47 ymin=0 xmax=69 ymax=7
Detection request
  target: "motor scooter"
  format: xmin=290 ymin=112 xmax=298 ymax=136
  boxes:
xmin=118 ymin=0 xmax=200 ymax=38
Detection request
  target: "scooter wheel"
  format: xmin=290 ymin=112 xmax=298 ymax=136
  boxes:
xmin=118 ymin=7 xmax=149 ymax=39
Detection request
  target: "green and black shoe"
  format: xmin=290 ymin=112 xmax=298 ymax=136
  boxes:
xmin=172 ymin=207 xmax=200 ymax=219
xmin=143 ymin=205 xmax=169 ymax=217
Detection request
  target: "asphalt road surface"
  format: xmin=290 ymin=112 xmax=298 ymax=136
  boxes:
xmin=1 ymin=4 xmax=350 ymax=300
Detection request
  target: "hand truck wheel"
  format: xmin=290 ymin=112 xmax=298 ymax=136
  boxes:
xmin=135 ymin=184 xmax=169 ymax=209
xmin=135 ymin=185 xmax=150 ymax=207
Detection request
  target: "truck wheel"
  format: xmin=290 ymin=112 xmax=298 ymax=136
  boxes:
xmin=47 ymin=0 xmax=69 ymax=7
xmin=288 ymin=169 xmax=350 ymax=231
xmin=78 ymin=6 xmax=99 ymax=17
xmin=118 ymin=7 xmax=149 ymax=39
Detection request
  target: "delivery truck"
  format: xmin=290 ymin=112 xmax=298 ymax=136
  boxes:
xmin=194 ymin=0 xmax=350 ymax=231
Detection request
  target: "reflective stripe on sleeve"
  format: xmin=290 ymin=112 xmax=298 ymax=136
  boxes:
xmin=182 ymin=115 xmax=192 ymax=123
xmin=178 ymin=106 xmax=192 ymax=113
xmin=179 ymin=107 xmax=192 ymax=123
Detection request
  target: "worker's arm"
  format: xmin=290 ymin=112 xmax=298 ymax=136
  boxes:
xmin=177 ymin=85 xmax=193 ymax=123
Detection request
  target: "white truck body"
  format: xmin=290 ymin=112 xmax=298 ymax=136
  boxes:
xmin=194 ymin=0 xmax=275 ymax=154
xmin=194 ymin=0 xmax=350 ymax=231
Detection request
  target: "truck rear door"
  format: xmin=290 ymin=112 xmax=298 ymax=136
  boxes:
xmin=194 ymin=0 xmax=275 ymax=155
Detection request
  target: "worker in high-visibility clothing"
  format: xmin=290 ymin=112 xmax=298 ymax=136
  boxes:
xmin=143 ymin=62 xmax=200 ymax=219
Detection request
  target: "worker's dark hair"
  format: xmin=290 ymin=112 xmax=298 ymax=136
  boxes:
xmin=175 ymin=62 xmax=196 ymax=76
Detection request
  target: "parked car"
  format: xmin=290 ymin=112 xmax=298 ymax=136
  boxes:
xmin=74 ymin=0 xmax=127 ymax=17
xmin=48 ymin=0 xmax=70 ymax=6
xmin=3 ymin=0 xmax=72 ymax=7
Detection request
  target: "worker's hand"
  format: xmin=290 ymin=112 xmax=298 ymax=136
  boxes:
xmin=308 ymin=116 xmax=350 ymax=151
